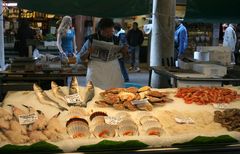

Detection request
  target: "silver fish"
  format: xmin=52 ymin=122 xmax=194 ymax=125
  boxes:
xmin=51 ymin=81 xmax=67 ymax=103
xmin=82 ymin=81 xmax=95 ymax=106
xmin=33 ymin=83 xmax=68 ymax=111
xmin=69 ymin=76 xmax=80 ymax=95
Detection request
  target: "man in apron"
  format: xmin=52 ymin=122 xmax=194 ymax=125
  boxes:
xmin=79 ymin=18 xmax=128 ymax=89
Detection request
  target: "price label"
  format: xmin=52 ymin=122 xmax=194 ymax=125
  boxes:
xmin=104 ymin=116 xmax=122 ymax=125
xmin=65 ymin=94 xmax=82 ymax=105
xmin=18 ymin=112 xmax=38 ymax=125
xmin=212 ymin=103 xmax=229 ymax=110
xmin=175 ymin=117 xmax=195 ymax=124
xmin=131 ymin=99 xmax=148 ymax=105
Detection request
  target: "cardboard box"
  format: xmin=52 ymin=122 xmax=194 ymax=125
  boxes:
xmin=192 ymin=63 xmax=227 ymax=77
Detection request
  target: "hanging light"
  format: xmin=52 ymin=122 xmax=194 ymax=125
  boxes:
xmin=3 ymin=3 xmax=17 ymax=7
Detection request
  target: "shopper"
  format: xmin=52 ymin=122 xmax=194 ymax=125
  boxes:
xmin=223 ymin=24 xmax=237 ymax=64
xmin=114 ymin=23 xmax=130 ymax=82
xmin=15 ymin=19 xmax=36 ymax=57
xmin=79 ymin=18 xmax=128 ymax=89
xmin=174 ymin=18 xmax=188 ymax=61
xmin=126 ymin=22 xmax=144 ymax=72
xmin=57 ymin=16 xmax=77 ymax=60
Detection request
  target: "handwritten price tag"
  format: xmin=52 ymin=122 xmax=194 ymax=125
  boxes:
xmin=65 ymin=94 xmax=82 ymax=105
xmin=104 ymin=116 xmax=122 ymax=125
xmin=175 ymin=117 xmax=195 ymax=124
xmin=18 ymin=112 xmax=38 ymax=125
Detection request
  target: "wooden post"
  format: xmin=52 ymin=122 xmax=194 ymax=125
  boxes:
xmin=150 ymin=0 xmax=175 ymax=88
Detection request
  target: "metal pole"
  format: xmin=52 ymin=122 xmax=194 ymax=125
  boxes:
xmin=0 ymin=0 xmax=5 ymax=70
xmin=150 ymin=0 xmax=175 ymax=88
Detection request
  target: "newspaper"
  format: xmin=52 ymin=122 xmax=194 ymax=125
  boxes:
xmin=90 ymin=39 xmax=122 ymax=62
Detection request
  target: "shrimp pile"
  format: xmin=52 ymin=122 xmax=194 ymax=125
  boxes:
xmin=175 ymin=87 xmax=240 ymax=105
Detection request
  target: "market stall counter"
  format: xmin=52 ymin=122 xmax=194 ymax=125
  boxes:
xmin=0 ymin=78 xmax=240 ymax=153
xmin=149 ymin=66 xmax=240 ymax=87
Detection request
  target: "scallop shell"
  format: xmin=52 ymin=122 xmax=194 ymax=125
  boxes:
xmin=118 ymin=119 xmax=137 ymax=129
xmin=139 ymin=116 xmax=159 ymax=125
xmin=67 ymin=107 xmax=88 ymax=119
xmin=66 ymin=119 xmax=90 ymax=138
xmin=93 ymin=123 xmax=115 ymax=138
xmin=91 ymin=116 xmax=106 ymax=127
xmin=142 ymin=121 xmax=162 ymax=131
xmin=90 ymin=111 xmax=108 ymax=121
xmin=146 ymin=127 xmax=161 ymax=136
xmin=118 ymin=125 xmax=139 ymax=136
xmin=118 ymin=92 xmax=136 ymax=101
xmin=66 ymin=118 xmax=89 ymax=128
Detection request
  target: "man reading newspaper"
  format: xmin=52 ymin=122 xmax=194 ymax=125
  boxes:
xmin=79 ymin=18 xmax=128 ymax=89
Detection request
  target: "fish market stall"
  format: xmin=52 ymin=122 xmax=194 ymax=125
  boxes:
xmin=0 ymin=78 xmax=240 ymax=153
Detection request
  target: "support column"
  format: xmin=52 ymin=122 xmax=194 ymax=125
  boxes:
xmin=150 ymin=0 xmax=175 ymax=88
xmin=75 ymin=15 xmax=87 ymax=51
xmin=0 ymin=0 xmax=5 ymax=69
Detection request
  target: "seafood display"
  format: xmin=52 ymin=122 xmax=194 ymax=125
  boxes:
xmin=51 ymin=81 xmax=67 ymax=103
xmin=66 ymin=118 xmax=90 ymax=138
xmin=139 ymin=113 xmax=162 ymax=136
xmin=33 ymin=83 xmax=68 ymax=111
xmin=95 ymin=86 xmax=173 ymax=111
xmin=214 ymin=109 xmax=240 ymax=132
xmin=1 ymin=83 xmax=240 ymax=152
xmin=175 ymin=87 xmax=240 ymax=105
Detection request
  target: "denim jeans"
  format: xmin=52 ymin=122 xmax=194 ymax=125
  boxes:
xmin=129 ymin=46 xmax=140 ymax=68
xmin=118 ymin=58 xmax=129 ymax=82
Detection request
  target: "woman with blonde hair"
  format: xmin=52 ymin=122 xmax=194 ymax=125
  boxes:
xmin=57 ymin=16 xmax=77 ymax=59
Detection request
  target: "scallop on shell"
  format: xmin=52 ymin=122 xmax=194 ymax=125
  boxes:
xmin=93 ymin=123 xmax=115 ymax=138
xmin=118 ymin=125 xmax=139 ymax=136
xmin=66 ymin=118 xmax=90 ymax=138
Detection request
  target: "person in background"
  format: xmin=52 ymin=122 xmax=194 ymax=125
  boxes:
xmin=16 ymin=19 xmax=36 ymax=57
xmin=126 ymin=22 xmax=144 ymax=72
xmin=57 ymin=16 xmax=77 ymax=60
xmin=114 ymin=23 xmax=130 ymax=82
xmin=223 ymin=23 xmax=237 ymax=64
xmin=79 ymin=18 xmax=128 ymax=89
xmin=174 ymin=18 xmax=188 ymax=61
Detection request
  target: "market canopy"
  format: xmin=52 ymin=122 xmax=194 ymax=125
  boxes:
xmin=184 ymin=0 xmax=240 ymax=23
xmin=18 ymin=0 xmax=151 ymax=18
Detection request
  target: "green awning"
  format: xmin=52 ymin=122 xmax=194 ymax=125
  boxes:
xmin=18 ymin=0 xmax=151 ymax=18
xmin=184 ymin=0 xmax=240 ymax=23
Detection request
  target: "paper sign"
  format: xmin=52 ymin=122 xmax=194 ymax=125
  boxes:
xmin=104 ymin=116 xmax=122 ymax=125
xmin=65 ymin=94 xmax=82 ymax=105
xmin=131 ymin=99 xmax=148 ymax=105
xmin=175 ymin=117 xmax=195 ymax=124
xmin=18 ymin=113 xmax=38 ymax=125
xmin=212 ymin=103 xmax=229 ymax=110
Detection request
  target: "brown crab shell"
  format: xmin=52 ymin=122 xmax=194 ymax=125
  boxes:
xmin=138 ymin=86 xmax=151 ymax=92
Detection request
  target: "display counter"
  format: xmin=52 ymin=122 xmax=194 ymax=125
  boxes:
xmin=0 ymin=81 xmax=239 ymax=153
xmin=149 ymin=66 xmax=240 ymax=87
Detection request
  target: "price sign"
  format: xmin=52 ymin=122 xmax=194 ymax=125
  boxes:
xmin=175 ymin=117 xmax=195 ymax=124
xmin=18 ymin=112 xmax=38 ymax=125
xmin=65 ymin=94 xmax=82 ymax=105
